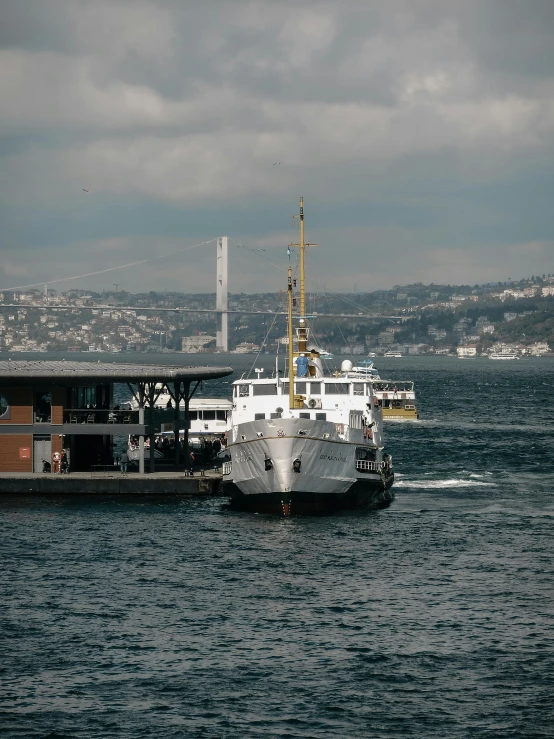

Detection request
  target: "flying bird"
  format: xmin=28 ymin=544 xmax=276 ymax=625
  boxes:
xmin=273 ymin=162 xmax=281 ymax=166
xmin=82 ymin=188 xmax=90 ymax=193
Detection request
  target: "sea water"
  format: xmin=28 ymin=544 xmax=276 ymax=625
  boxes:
xmin=1 ymin=354 xmax=553 ymax=738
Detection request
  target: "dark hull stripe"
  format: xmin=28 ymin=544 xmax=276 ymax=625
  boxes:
xmin=226 ymin=475 xmax=394 ymax=516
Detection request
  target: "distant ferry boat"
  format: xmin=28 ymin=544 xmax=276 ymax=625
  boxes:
xmin=346 ymin=361 xmax=418 ymax=420
xmin=489 ymin=352 xmax=519 ymax=360
xmin=384 ymin=351 xmax=402 ymax=358
xmin=126 ymin=391 xmax=232 ymax=436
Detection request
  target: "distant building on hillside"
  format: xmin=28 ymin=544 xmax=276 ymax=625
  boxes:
xmin=528 ymin=342 xmax=550 ymax=356
xmin=232 ymin=342 xmax=260 ymax=354
xmin=457 ymin=345 xmax=478 ymax=357
xmin=181 ymin=335 xmax=216 ymax=353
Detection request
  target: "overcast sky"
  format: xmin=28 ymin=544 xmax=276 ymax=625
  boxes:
xmin=1 ymin=0 xmax=553 ymax=295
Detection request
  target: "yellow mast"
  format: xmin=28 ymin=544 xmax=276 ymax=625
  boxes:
xmin=299 ymin=196 xmax=306 ymax=326
xmin=289 ymin=197 xmax=317 ymax=355
xmin=287 ymin=266 xmax=295 ymax=410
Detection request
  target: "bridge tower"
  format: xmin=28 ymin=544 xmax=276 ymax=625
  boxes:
xmin=216 ymin=236 xmax=228 ymax=352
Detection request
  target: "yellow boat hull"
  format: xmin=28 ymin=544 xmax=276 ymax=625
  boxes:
xmin=382 ymin=408 xmax=419 ymax=420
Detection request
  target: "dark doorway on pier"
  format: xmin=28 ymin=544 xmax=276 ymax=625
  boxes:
xmin=69 ymin=435 xmax=112 ymax=472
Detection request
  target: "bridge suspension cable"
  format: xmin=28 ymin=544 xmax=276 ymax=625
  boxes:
xmin=0 ymin=238 xmax=217 ymax=293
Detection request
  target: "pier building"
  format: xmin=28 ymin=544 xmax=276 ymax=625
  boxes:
xmin=0 ymin=360 xmax=232 ymax=476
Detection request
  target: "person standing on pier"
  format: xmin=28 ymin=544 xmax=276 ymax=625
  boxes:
xmin=52 ymin=450 xmax=61 ymax=474
xmin=120 ymin=450 xmax=128 ymax=473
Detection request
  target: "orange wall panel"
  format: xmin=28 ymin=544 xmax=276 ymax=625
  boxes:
xmin=51 ymin=387 xmax=65 ymax=425
xmin=0 ymin=434 xmax=33 ymax=472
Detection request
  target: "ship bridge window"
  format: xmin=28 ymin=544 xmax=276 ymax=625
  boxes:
xmin=299 ymin=412 xmax=310 ymax=419
xmin=315 ymin=413 xmax=327 ymax=421
xmin=216 ymin=410 xmax=227 ymax=421
xmin=255 ymin=413 xmax=265 ymax=420
xmin=203 ymin=411 xmax=216 ymax=421
xmin=309 ymin=382 xmax=321 ymax=395
xmin=253 ymin=384 xmax=277 ymax=396
xmin=238 ymin=385 xmax=249 ymax=397
xmin=270 ymin=412 xmax=282 ymax=419
xmin=295 ymin=382 xmax=307 ymax=394
xmin=324 ymin=383 xmax=349 ymax=395
xmin=189 ymin=411 xmax=198 ymax=421
xmin=353 ymin=383 xmax=365 ymax=396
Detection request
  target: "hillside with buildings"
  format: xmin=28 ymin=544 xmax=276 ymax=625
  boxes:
xmin=0 ymin=274 xmax=553 ymax=356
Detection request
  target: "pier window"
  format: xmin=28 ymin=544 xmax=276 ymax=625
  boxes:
xmin=34 ymin=390 xmax=52 ymax=423
xmin=0 ymin=393 xmax=10 ymax=420
xmin=253 ymin=384 xmax=277 ymax=396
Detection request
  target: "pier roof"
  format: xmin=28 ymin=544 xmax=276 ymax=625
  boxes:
xmin=0 ymin=360 xmax=233 ymax=385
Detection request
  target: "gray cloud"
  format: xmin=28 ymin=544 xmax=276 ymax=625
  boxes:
xmin=1 ymin=0 xmax=553 ymax=293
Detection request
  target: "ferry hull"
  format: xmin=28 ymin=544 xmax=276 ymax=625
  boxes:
xmin=382 ymin=408 xmax=419 ymax=420
xmin=227 ymin=479 xmax=394 ymax=516
xmin=225 ymin=418 xmax=394 ymax=516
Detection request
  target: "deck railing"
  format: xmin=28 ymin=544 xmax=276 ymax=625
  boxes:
xmin=355 ymin=459 xmax=382 ymax=472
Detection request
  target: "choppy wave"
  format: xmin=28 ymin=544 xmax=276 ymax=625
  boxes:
xmin=394 ymin=477 xmax=498 ymax=489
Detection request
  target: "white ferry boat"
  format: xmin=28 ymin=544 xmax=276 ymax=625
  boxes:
xmin=346 ymin=361 xmax=418 ymax=420
xmin=384 ymin=351 xmax=402 ymax=358
xmin=349 ymin=360 xmax=380 ymax=379
xmin=127 ymin=390 xmax=232 ymax=437
xmin=489 ymin=352 xmax=520 ymax=360
xmin=224 ymin=198 xmax=394 ymax=516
